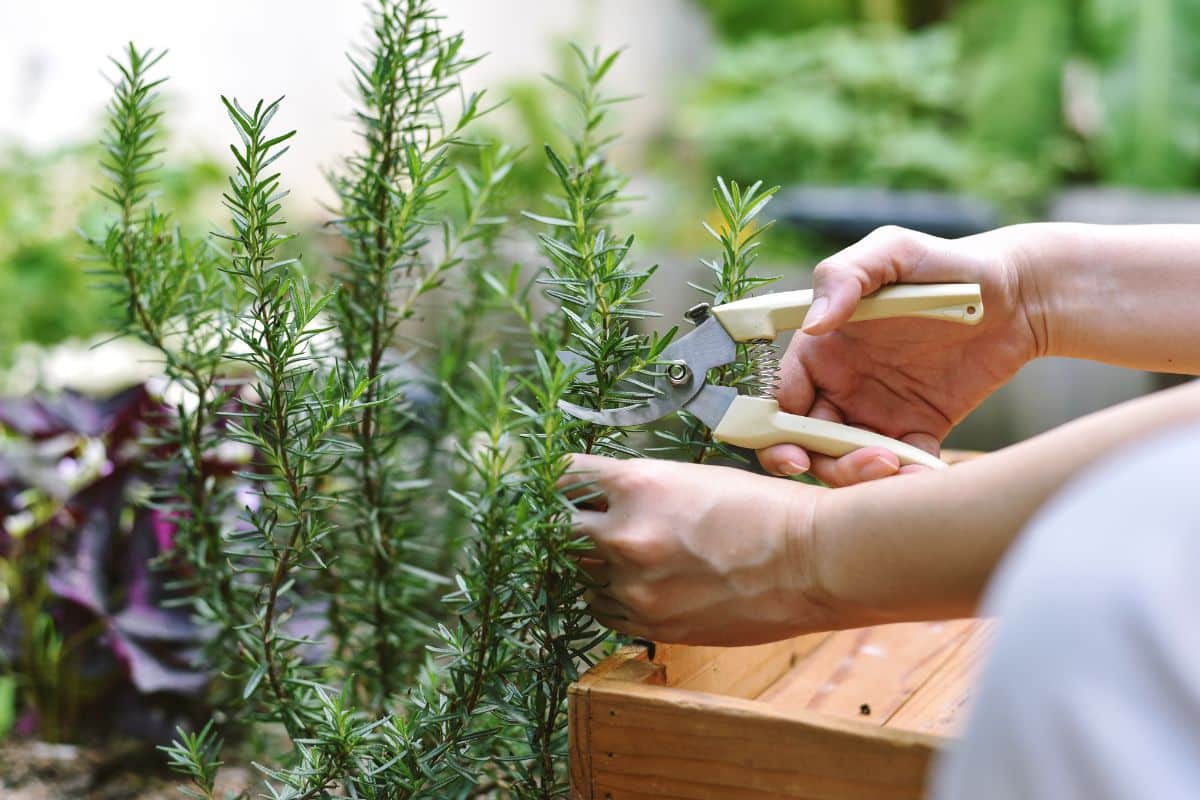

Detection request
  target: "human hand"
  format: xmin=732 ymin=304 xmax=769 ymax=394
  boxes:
xmin=563 ymin=453 xmax=834 ymax=646
xmin=758 ymin=225 xmax=1044 ymax=485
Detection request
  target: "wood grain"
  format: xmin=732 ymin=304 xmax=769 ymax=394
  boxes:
xmin=885 ymin=621 xmax=996 ymax=736
xmin=755 ymin=621 xmax=979 ymax=726
xmin=654 ymin=633 xmax=832 ymax=699
xmin=572 ymin=679 xmax=943 ymax=800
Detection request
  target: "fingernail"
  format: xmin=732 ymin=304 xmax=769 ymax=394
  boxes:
xmin=860 ymin=456 xmax=898 ymax=481
xmin=780 ymin=460 xmax=808 ymax=476
xmin=803 ymin=296 xmax=829 ymax=331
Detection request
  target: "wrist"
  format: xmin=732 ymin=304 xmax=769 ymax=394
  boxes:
xmin=1004 ymin=222 xmax=1107 ymax=361
xmin=783 ymin=482 xmax=887 ymax=631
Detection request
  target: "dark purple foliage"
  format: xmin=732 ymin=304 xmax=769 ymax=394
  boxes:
xmin=1 ymin=385 xmax=210 ymax=740
xmin=0 ymin=385 xmax=152 ymax=441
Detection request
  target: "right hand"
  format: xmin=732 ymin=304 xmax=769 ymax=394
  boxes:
xmin=757 ymin=225 xmax=1046 ymax=486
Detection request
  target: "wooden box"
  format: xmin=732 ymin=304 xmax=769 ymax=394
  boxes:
xmin=569 ymin=619 xmax=994 ymax=800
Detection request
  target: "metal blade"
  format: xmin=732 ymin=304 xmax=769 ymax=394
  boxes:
xmin=557 ymin=317 xmax=738 ymax=427
xmin=681 ymin=383 xmax=739 ymax=431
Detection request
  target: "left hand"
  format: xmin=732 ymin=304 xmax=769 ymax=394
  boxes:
xmin=562 ymin=453 xmax=834 ymax=646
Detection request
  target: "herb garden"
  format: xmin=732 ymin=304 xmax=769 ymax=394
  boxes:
xmin=9 ymin=1 xmax=1192 ymax=797
xmin=0 ymin=2 xmax=779 ymax=796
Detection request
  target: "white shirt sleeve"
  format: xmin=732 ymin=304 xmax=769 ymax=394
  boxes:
xmin=930 ymin=421 xmax=1200 ymax=800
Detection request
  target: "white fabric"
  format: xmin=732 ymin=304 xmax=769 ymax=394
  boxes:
xmin=931 ymin=422 xmax=1200 ymax=800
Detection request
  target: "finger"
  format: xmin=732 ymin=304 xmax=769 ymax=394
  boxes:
xmin=803 ymin=226 xmax=933 ymax=335
xmin=773 ymin=333 xmax=819 ymax=414
xmin=901 ymin=431 xmax=942 ymax=457
xmin=570 ymin=510 xmax=620 ymax=561
xmin=756 ymin=443 xmax=812 ymax=477
xmin=592 ymin=613 xmax=653 ymax=639
xmin=893 ymin=431 xmax=944 ymax=477
xmin=558 ymin=452 xmax=624 ymax=500
xmin=557 ymin=470 xmax=607 ymax=508
xmin=575 ymin=556 xmax=611 ymax=588
xmin=584 ymin=589 xmax=635 ymax=622
xmin=810 ymin=446 xmax=901 ymax=487
xmin=562 ymin=482 xmax=608 ymax=510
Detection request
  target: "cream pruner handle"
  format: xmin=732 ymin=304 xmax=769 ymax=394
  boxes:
xmin=712 ymin=396 xmax=946 ymax=470
xmin=710 ymin=283 xmax=983 ymax=341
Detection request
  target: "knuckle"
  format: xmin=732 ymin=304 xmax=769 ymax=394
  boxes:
xmin=810 ymin=258 xmax=841 ymax=283
xmin=869 ymin=224 xmax=908 ymax=243
xmin=609 ymin=530 xmax=673 ymax=569
xmin=612 ymin=460 xmax=664 ymax=496
xmin=618 ymin=582 xmax=661 ymax=615
xmin=871 ymin=224 xmax=925 ymax=263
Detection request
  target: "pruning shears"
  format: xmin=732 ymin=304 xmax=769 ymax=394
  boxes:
xmin=559 ymin=283 xmax=984 ymax=470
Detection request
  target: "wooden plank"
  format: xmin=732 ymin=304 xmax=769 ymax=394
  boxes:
xmin=885 ymin=621 xmax=996 ymax=737
xmin=571 ymin=645 xmax=666 ymax=799
xmin=579 ymin=680 xmax=942 ymax=800
xmin=755 ymin=621 xmax=977 ymax=726
xmin=655 ymin=633 xmax=832 ymax=699
xmin=577 ymin=646 xmax=666 ymax=687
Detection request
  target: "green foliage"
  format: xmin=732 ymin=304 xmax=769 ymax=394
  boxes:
xmin=695 ymin=0 xmax=856 ymax=40
xmin=327 ymin=0 xmax=511 ymax=707
xmin=958 ymin=0 xmax=1073 ymax=164
xmin=682 ymin=23 xmax=1051 ymax=211
xmin=500 ymin=44 xmax=663 ymax=795
xmin=0 ymin=673 xmax=15 ymax=739
xmin=688 ymin=1 xmax=1200 ymax=209
xmin=86 ymin=10 xmax=770 ymax=800
xmin=159 ymin=720 xmax=224 ymax=800
xmin=1078 ymin=0 xmax=1200 ymax=187
xmin=217 ymin=93 xmax=369 ymax=746
xmin=528 ymin=45 xmax=671 ymax=457
xmin=655 ymin=177 xmax=780 ymax=464
xmin=91 ymin=8 xmax=659 ymax=797
xmin=90 ymin=43 xmax=238 ymax=687
xmin=0 ymin=531 xmax=82 ymax=743
xmin=695 ymin=0 xmax=970 ymax=41
xmin=0 ymin=136 xmax=225 ymax=371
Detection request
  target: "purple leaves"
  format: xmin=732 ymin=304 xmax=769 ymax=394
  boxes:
xmin=45 ymin=478 xmax=209 ymax=697
xmin=0 ymin=385 xmax=151 ymax=441
xmin=1 ymin=385 xmax=214 ymax=738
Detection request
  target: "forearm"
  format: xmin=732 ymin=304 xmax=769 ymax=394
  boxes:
xmin=805 ymin=380 xmax=1200 ymax=626
xmin=1016 ymin=223 xmax=1200 ymax=373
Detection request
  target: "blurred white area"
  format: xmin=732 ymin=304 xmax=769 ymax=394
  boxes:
xmin=0 ymin=0 xmax=708 ymax=214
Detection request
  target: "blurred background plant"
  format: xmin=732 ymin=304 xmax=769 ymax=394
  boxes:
xmin=688 ymin=0 xmax=1200 ymax=202
xmin=0 ymin=146 xmax=225 ymax=368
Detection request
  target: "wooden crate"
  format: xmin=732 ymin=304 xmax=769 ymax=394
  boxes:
xmin=569 ymin=619 xmax=994 ymax=800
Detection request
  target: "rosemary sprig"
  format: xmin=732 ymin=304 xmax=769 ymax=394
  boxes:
xmin=501 ymin=45 xmax=658 ymax=798
xmin=217 ymin=95 xmax=364 ymax=738
xmin=94 ymin=43 xmax=240 ymax=675
xmin=659 ymin=177 xmax=780 ymax=463
xmin=328 ymin=0 xmax=511 ymax=707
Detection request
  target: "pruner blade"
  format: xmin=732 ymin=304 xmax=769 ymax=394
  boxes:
xmin=556 ymin=316 xmax=737 ymax=427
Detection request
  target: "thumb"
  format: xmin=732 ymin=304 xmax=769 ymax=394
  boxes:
xmin=801 ymin=266 xmax=867 ymax=335
xmin=801 ymin=226 xmax=934 ymax=335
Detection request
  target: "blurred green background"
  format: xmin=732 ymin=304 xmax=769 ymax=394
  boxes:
xmin=3 ymin=0 xmax=1198 ymax=409
xmin=696 ymin=0 xmax=1200 ymax=190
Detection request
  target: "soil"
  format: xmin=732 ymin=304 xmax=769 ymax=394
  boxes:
xmin=0 ymin=740 xmax=252 ymax=799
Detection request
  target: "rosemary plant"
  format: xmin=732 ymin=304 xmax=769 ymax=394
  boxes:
xmin=327 ymin=0 xmax=512 ymax=707
xmin=216 ymin=95 xmax=365 ymax=740
xmin=496 ymin=45 xmax=664 ymax=798
xmin=93 ymin=44 xmax=240 ymax=673
xmin=90 ymin=14 xmax=775 ymax=800
xmin=662 ymin=177 xmax=780 ymax=463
